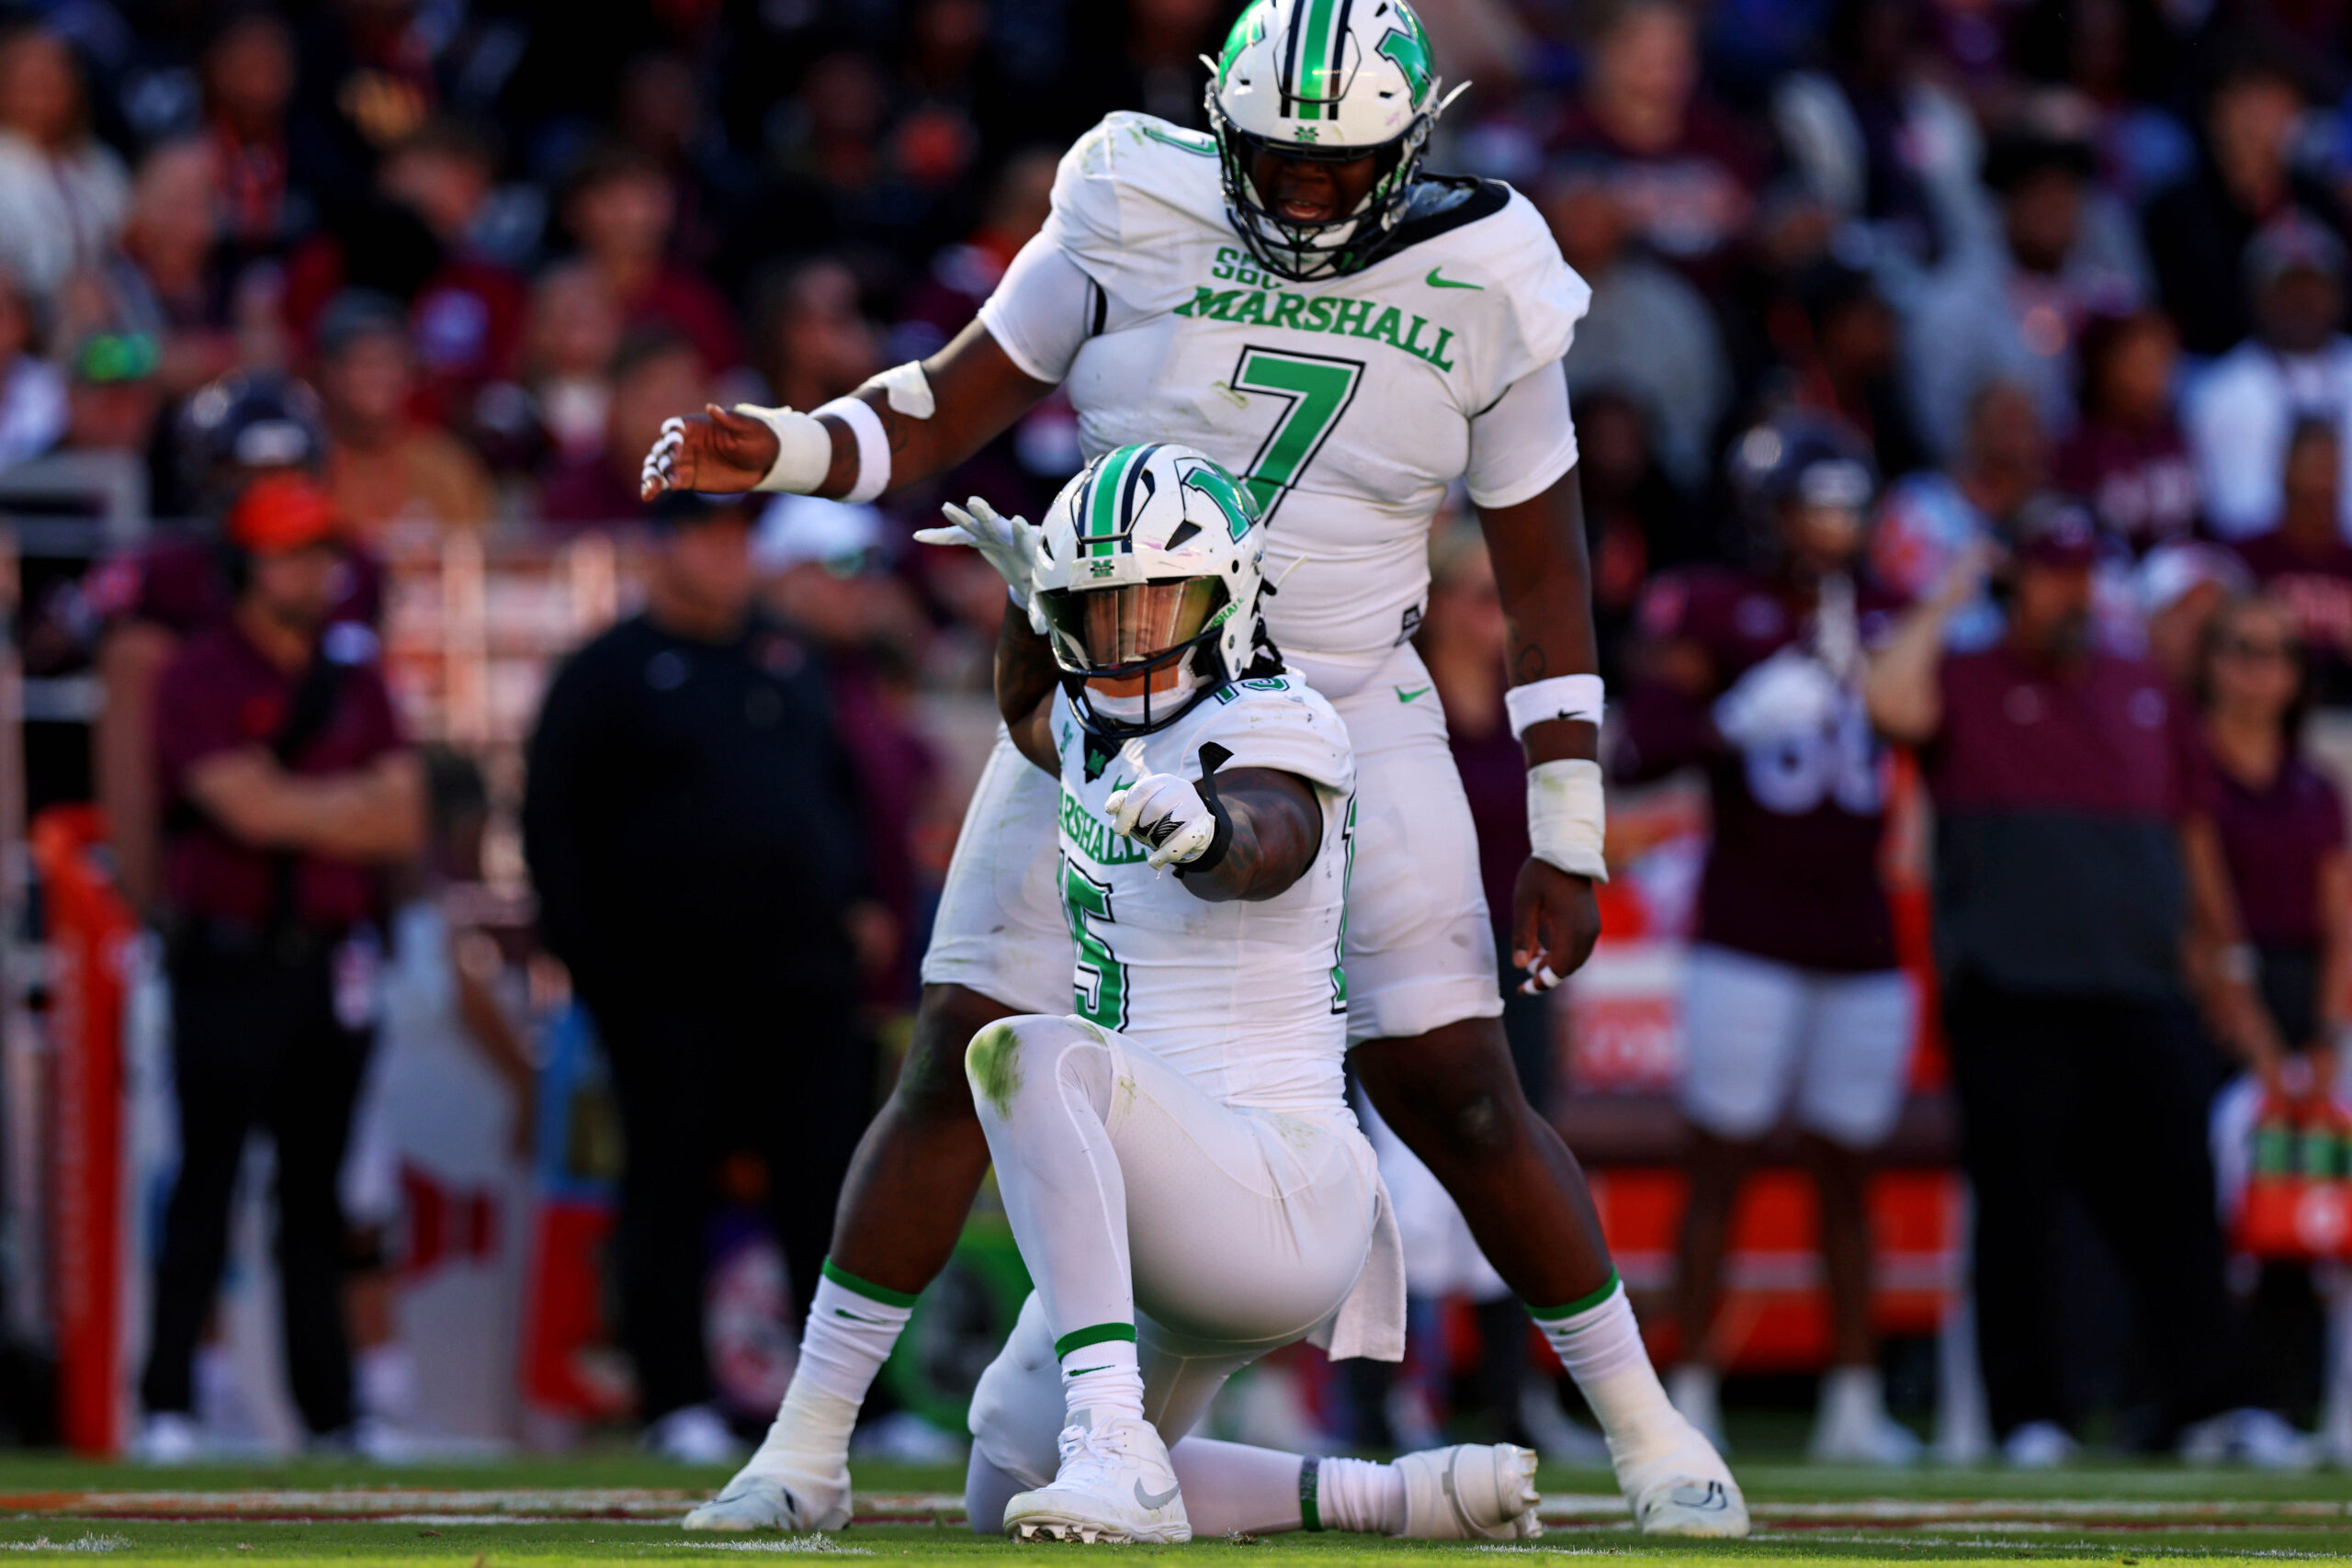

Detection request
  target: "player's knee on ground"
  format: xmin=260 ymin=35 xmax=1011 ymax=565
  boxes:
xmin=965 ymin=1014 xmax=1113 ymax=1126
xmin=1358 ymin=1020 xmax=1536 ymax=1168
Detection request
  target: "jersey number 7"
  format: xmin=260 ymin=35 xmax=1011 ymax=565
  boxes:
xmin=1230 ymin=346 xmax=1363 ymax=522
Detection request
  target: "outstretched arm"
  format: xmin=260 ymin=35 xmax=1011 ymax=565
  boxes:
xmin=1108 ymin=761 xmax=1325 ymax=903
xmin=642 ymin=321 xmax=1057 ymax=501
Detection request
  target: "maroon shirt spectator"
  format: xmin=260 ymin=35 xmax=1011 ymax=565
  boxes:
xmin=2201 ymin=746 xmax=2344 ymax=952
xmin=1546 ymin=0 xmax=1767 ymax=289
xmin=1925 ymin=643 xmax=2195 ymax=992
xmin=2053 ymin=310 xmax=2199 ymax=553
xmin=562 ymin=141 xmax=743 ymax=376
xmin=86 ymin=531 xmax=385 ymax=637
xmin=1620 ymin=566 xmax=1905 ymax=972
xmin=537 ymin=329 xmax=708 ymax=529
xmin=155 ymin=619 xmax=405 ymax=931
xmin=2230 ymin=420 xmax=2352 ymax=700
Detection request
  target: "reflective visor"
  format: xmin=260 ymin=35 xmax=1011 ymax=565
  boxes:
xmin=1038 ymin=580 xmax=1222 ymax=673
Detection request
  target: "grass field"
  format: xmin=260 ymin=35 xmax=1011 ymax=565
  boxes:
xmin=0 ymin=1455 xmax=2345 ymax=1566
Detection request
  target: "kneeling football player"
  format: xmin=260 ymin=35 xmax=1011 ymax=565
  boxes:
xmin=930 ymin=444 xmax=1542 ymax=1543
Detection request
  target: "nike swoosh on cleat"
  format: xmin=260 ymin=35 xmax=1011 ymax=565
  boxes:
xmin=1135 ymin=1480 xmax=1182 ymax=1509
xmin=1426 ymin=267 xmax=1483 ymax=289
xmin=1395 ymin=685 xmax=1431 ymax=702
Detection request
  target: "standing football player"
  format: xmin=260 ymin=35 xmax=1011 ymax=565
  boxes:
xmin=643 ymin=0 xmax=1741 ymax=1536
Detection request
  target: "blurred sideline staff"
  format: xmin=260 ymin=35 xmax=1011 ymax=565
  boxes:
xmin=523 ymin=492 xmax=880 ymax=1461
xmin=88 ymin=370 xmax=373 ymax=916
xmin=134 ymin=474 xmax=424 ymax=1461
xmin=1865 ymin=503 xmax=2283 ymax=1463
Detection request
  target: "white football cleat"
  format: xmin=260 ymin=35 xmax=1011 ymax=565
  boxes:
xmin=1393 ymin=1443 xmax=1542 ymax=1540
xmin=684 ymin=1433 xmax=852 ymax=1532
xmin=1620 ymin=1413 xmax=1749 ymax=1538
xmin=1002 ymin=1414 xmax=1190 ymax=1544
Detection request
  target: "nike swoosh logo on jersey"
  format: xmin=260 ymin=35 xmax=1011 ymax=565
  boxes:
xmin=1396 ymin=685 xmax=1432 ymax=703
xmin=1426 ymin=266 xmax=1483 ymax=289
xmin=1135 ymin=1480 xmax=1182 ymax=1510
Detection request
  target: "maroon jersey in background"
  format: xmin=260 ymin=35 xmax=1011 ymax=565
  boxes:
xmin=2231 ymin=530 xmax=2352 ymax=700
xmin=2195 ymin=745 xmax=2346 ymax=951
xmin=1618 ymin=566 xmax=1905 ymax=972
xmin=2052 ymin=420 xmax=2199 ymax=554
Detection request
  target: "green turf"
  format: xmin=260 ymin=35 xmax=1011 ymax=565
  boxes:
xmin=0 ymin=1456 xmax=2342 ymax=1564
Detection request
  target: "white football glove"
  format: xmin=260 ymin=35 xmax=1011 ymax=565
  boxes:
xmin=1712 ymin=646 xmax=1842 ymax=749
xmin=913 ymin=496 xmax=1039 ymax=608
xmin=1106 ymin=771 xmax=1222 ymax=870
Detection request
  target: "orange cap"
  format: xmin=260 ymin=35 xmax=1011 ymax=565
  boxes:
xmin=226 ymin=473 xmax=340 ymax=555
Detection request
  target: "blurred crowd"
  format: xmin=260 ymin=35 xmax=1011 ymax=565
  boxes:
xmin=15 ymin=0 xmax=2352 ymax=1468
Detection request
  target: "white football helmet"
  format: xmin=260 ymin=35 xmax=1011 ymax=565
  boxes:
xmin=1032 ymin=443 xmax=1273 ymax=735
xmin=1205 ymin=0 xmax=1454 ymax=280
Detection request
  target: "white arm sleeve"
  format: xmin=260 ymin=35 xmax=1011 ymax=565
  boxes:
xmin=974 ymin=235 xmax=1099 ymax=386
xmin=1465 ymin=365 xmax=1579 ymax=511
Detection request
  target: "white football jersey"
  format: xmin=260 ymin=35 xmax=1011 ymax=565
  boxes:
xmin=1049 ymin=671 xmax=1355 ymax=1115
xmin=981 ymin=112 xmax=1590 ymax=693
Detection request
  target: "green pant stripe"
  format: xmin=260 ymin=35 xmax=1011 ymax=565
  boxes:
xmin=820 ymin=1257 xmax=922 ymax=1311
xmin=1053 ymin=1321 xmax=1138 ymax=1358
xmin=1525 ymin=1268 xmax=1621 ymax=1323
xmin=1298 ymin=1454 xmax=1323 ymax=1531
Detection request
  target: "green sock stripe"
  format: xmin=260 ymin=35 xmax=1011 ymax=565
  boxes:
xmin=1053 ymin=1321 xmax=1138 ymax=1358
xmin=1298 ymin=1454 xmax=1323 ymax=1532
xmin=1525 ymin=1268 xmax=1621 ymax=1323
xmin=820 ymin=1257 xmax=921 ymax=1311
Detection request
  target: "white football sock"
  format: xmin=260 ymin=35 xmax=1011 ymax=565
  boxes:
xmin=1307 ymin=1454 xmax=1405 ymax=1534
xmin=1057 ymin=1330 xmax=1145 ymax=1425
xmin=1531 ymin=1274 xmax=1689 ymax=1483
xmin=751 ymin=1263 xmax=912 ymax=1464
xmin=1167 ymin=1438 xmax=1312 ymax=1536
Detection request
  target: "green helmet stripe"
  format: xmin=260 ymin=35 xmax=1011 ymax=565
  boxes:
xmin=1084 ymin=444 xmax=1140 ymax=556
xmin=1295 ymin=0 xmax=1340 ymax=118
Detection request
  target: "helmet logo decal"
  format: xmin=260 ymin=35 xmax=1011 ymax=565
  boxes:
xmin=1375 ymin=10 xmax=1432 ymax=106
xmin=1180 ymin=461 xmax=1261 ymax=542
xmin=1219 ymin=2 xmax=1270 ymax=82
xmin=1294 ymin=125 xmax=1319 ymax=141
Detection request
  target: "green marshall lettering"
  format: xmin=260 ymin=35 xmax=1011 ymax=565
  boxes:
xmin=1060 ymin=789 xmax=1148 ymax=865
xmin=1175 ymin=277 xmax=1460 ymax=371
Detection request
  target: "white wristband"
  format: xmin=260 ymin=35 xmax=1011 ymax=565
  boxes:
xmin=1505 ymin=674 xmax=1605 ymax=739
xmin=737 ymin=404 xmax=834 ymax=493
xmin=813 ymin=395 xmax=890 ymax=504
xmin=1528 ymin=757 xmax=1608 ymax=882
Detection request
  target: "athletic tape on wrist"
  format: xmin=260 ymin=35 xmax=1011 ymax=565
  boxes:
xmin=736 ymin=403 xmax=834 ymax=493
xmin=1504 ymin=673 xmax=1606 ymax=739
xmin=814 ymin=395 xmax=890 ymax=504
xmin=1528 ymin=757 xmax=1609 ymax=882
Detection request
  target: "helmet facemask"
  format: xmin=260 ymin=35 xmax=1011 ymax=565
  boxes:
xmin=1038 ymin=576 xmax=1238 ymax=735
xmin=1208 ymin=94 xmax=1430 ymax=282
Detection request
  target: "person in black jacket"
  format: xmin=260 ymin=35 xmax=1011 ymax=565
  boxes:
xmin=524 ymin=491 xmax=877 ymax=1461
